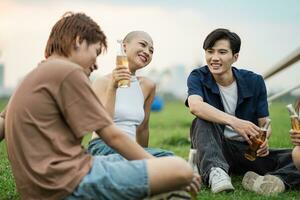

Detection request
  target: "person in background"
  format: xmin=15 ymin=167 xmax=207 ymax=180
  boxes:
xmin=88 ymin=31 xmax=173 ymax=158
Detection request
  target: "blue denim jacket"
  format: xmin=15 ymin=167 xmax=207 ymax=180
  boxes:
xmin=186 ymin=65 xmax=269 ymax=126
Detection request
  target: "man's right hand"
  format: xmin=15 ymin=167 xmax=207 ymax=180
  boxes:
xmin=230 ymin=117 xmax=261 ymax=144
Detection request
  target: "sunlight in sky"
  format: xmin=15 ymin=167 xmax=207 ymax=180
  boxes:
xmin=0 ymin=0 xmax=299 ymax=94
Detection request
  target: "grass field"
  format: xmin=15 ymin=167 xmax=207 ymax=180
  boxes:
xmin=0 ymin=100 xmax=300 ymax=199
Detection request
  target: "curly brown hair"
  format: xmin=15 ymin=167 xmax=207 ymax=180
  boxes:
xmin=45 ymin=12 xmax=107 ymax=58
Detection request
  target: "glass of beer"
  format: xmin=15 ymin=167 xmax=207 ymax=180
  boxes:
xmin=286 ymin=104 xmax=300 ymax=131
xmin=187 ymin=149 xmax=199 ymax=199
xmin=244 ymin=130 xmax=266 ymax=161
xmin=116 ymin=40 xmax=130 ymax=88
xmin=188 ymin=148 xmax=199 ymax=173
xmin=244 ymin=119 xmax=271 ymax=161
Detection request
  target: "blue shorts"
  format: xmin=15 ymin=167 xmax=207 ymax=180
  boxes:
xmin=64 ymin=155 xmax=149 ymax=200
xmin=88 ymin=138 xmax=174 ymax=157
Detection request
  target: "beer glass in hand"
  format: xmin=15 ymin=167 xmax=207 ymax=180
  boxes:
xmin=116 ymin=40 xmax=130 ymax=88
xmin=244 ymin=119 xmax=271 ymax=161
xmin=287 ymin=104 xmax=300 ymax=131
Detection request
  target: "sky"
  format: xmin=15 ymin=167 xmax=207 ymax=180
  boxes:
xmin=0 ymin=0 xmax=299 ymax=94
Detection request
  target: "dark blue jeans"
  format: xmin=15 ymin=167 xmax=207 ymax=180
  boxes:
xmin=190 ymin=118 xmax=300 ymax=188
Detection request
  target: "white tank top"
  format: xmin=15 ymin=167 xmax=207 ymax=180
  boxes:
xmin=114 ymin=76 xmax=145 ymax=140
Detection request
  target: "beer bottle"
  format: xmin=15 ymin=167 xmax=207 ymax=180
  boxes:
xmin=286 ymin=104 xmax=300 ymax=131
xmin=244 ymin=118 xmax=271 ymax=161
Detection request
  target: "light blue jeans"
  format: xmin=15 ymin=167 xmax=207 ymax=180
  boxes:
xmin=64 ymin=155 xmax=149 ymax=200
xmin=88 ymin=138 xmax=174 ymax=157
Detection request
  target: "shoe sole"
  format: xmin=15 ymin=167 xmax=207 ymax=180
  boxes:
xmin=211 ymin=184 xmax=235 ymax=193
xmin=242 ymin=171 xmax=285 ymax=196
xmin=242 ymin=171 xmax=259 ymax=191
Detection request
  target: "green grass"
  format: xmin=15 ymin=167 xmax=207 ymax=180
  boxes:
xmin=1 ymin=100 xmax=300 ymax=199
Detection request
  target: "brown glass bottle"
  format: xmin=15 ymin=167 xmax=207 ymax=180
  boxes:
xmin=244 ymin=119 xmax=270 ymax=161
xmin=286 ymin=104 xmax=300 ymax=131
xmin=244 ymin=129 xmax=266 ymax=161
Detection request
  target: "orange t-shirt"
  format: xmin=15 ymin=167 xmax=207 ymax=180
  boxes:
xmin=4 ymin=59 xmax=113 ymax=200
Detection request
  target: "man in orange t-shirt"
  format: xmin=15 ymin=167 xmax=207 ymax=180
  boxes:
xmin=0 ymin=12 xmax=200 ymax=200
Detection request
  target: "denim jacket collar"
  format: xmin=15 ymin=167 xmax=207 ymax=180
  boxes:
xmin=200 ymin=65 xmax=253 ymax=100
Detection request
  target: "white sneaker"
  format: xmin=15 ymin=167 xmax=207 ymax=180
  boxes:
xmin=209 ymin=167 xmax=234 ymax=193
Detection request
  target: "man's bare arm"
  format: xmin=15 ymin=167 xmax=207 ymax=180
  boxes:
xmin=188 ymin=95 xmax=260 ymax=143
xmin=96 ymin=124 xmax=154 ymax=160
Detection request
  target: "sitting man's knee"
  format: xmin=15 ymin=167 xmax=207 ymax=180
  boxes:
xmin=190 ymin=118 xmax=215 ymax=141
xmin=191 ymin=118 xmax=214 ymax=131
